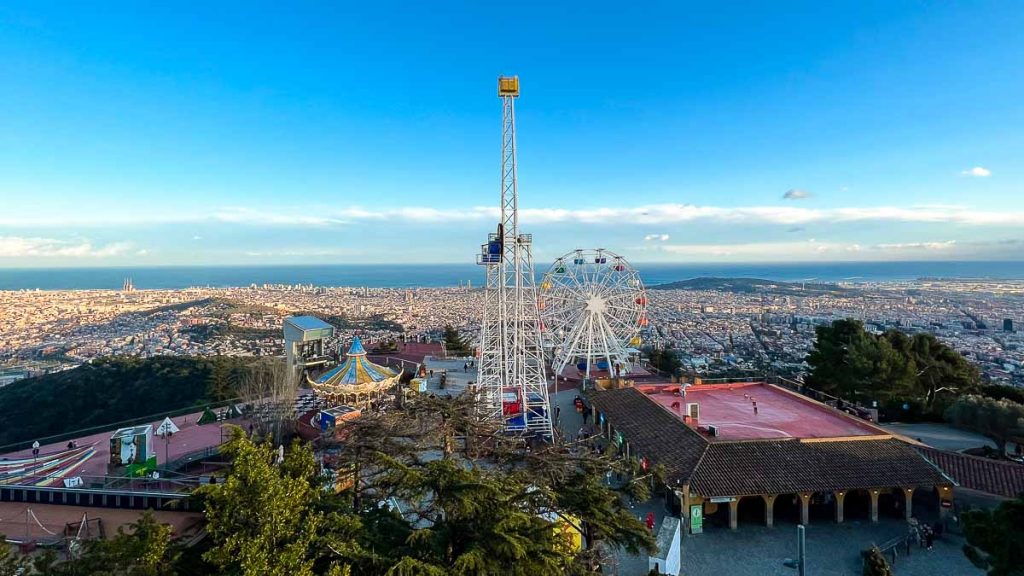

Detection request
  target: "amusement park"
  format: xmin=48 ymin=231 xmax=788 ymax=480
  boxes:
xmin=0 ymin=76 xmax=1015 ymax=576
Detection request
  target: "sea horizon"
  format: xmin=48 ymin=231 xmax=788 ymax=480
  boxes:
xmin=2 ymin=260 xmax=1023 ymax=291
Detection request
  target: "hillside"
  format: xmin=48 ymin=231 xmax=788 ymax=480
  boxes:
xmin=0 ymin=355 xmax=256 ymax=447
xmin=650 ymin=276 xmax=859 ymax=296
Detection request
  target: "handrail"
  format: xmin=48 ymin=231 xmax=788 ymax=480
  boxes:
xmin=0 ymin=396 xmax=244 ymax=454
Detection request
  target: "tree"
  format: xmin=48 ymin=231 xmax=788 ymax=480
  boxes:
xmin=0 ymin=536 xmax=26 ymax=576
xmin=806 ymin=320 xmax=981 ymax=417
xmin=206 ymin=358 xmax=237 ymax=401
xmin=200 ymin=427 xmax=359 ymax=576
xmin=68 ymin=512 xmax=178 ymax=576
xmin=375 ymin=457 xmax=575 ymax=575
xmin=805 ymin=319 xmax=881 ymax=401
xmin=442 ymin=325 xmax=471 ymax=357
xmin=900 ymin=332 xmax=980 ymax=409
xmin=329 ymin=395 xmax=656 ymax=574
xmin=645 ymin=347 xmax=682 ymax=378
xmin=862 ymin=546 xmax=893 ymax=576
xmin=946 ymin=395 xmax=1024 ymax=456
xmin=961 ymin=495 xmax=1024 ymax=576
xmin=236 ymin=359 xmax=299 ymax=444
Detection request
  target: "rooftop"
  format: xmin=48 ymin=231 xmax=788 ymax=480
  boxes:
xmin=284 ymin=315 xmax=334 ymax=332
xmin=0 ymin=410 xmax=242 ymax=487
xmin=587 ymin=386 xmax=947 ymax=496
xmin=641 ymin=382 xmax=886 ymax=441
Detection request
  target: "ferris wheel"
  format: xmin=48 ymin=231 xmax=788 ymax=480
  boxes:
xmin=539 ymin=249 xmax=648 ymax=379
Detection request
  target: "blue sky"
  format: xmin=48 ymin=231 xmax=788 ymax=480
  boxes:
xmin=1 ymin=1 xmax=1022 ymax=267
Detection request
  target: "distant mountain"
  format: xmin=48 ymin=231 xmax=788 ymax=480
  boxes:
xmin=650 ymin=276 xmax=859 ymax=296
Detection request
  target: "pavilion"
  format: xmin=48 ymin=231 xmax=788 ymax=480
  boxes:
xmin=587 ymin=382 xmax=953 ymax=532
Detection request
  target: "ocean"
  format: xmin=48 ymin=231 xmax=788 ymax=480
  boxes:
xmin=1 ymin=261 xmax=1023 ymax=291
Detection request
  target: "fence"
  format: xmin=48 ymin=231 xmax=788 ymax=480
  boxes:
xmin=0 ymin=397 xmax=245 ymax=455
xmin=691 ymin=375 xmax=877 ymax=420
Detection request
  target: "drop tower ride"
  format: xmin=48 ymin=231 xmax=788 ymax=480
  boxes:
xmin=476 ymin=76 xmax=553 ymax=437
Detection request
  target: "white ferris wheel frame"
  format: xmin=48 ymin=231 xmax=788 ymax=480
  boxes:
xmin=540 ymin=249 xmax=647 ymax=379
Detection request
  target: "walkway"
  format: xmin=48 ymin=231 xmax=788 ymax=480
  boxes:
xmin=679 ymin=520 xmax=982 ymax=576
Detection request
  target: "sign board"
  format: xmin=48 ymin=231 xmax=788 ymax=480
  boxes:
xmin=63 ymin=476 xmax=83 ymax=488
xmin=156 ymin=417 xmax=179 ymax=437
xmin=709 ymin=496 xmax=736 ymax=503
xmin=941 ymin=500 xmax=953 ymax=508
xmin=689 ymin=504 xmax=703 ymax=534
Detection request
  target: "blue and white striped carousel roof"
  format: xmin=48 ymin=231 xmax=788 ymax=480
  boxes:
xmin=315 ymin=337 xmax=395 ymax=386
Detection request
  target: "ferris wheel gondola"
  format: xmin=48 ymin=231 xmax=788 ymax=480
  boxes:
xmin=539 ymin=249 xmax=647 ymax=379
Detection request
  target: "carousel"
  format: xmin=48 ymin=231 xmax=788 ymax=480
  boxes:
xmin=308 ymin=337 xmax=402 ymax=408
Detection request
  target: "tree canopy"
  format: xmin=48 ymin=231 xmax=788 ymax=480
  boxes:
xmin=946 ymin=395 xmax=1024 ymax=455
xmin=644 ymin=346 xmax=682 ymax=377
xmin=805 ymin=319 xmax=980 ymax=419
xmin=0 ymin=355 xmax=259 ymax=447
xmin=442 ymin=325 xmax=472 ymax=356
xmin=962 ymin=495 xmax=1024 ymax=576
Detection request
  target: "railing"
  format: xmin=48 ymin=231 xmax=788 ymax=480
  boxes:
xmin=161 ymin=445 xmax=223 ymax=473
xmin=689 ymin=375 xmax=877 ymax=419
xmin=1 ymin=472 xmax=200 ymax=494
xmin=0 ymin=397 xmax=245 ymax=455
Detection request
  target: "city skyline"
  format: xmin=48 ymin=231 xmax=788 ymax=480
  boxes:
xmin=2 ymin=2 xmax=1023 ymax=267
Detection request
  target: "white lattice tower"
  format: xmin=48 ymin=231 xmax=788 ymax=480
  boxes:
xmin=476 ymin=76 xmax=553 ymax=436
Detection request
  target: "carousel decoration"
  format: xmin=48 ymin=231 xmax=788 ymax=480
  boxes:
xmin=308 ymin=337 xmax=402 ymax=408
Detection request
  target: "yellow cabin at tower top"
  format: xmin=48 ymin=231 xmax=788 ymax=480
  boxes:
xmin=498 ymin=76 xmax=520 ymax=97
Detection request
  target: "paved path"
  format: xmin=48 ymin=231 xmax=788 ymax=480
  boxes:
xmin=679 ymin=520 xmax=982 ymax=576
xmin=881 ymin=422 xmax=995 ymax=452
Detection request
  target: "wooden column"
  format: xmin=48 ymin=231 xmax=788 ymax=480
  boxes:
xmin=728 ymin=499 xmax=739 ymax=530
xmin=903 ymin=488 xmax=914 ymax=522
xmin=870 ymin=490 xmax=880 ymax=523
xmin=799 ymin=492 xmax=811 ymax=525
xmin=763 ymin=494 xmax=777 ymax=528
xmin=835 ymin=491 xmax=846 ymax=523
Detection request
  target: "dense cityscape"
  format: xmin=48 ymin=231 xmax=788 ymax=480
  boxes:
xmin=3 ymin=276 xmax=1021 ymax=388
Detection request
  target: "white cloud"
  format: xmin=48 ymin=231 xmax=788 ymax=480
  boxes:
xmin=192 ymin=235 xmax=203 ymax=241
xmin=644 ymin=234 xmax=670 ymax=241
xmin=243 ymin=248 xmax=357 ymax=258
xmin=213 ymin=207 xmax=347 ymax=226
xmin=961 ymin=166 xmax=991 ymax=177
xmin=655 ymin=238 xmax=964 ymax=261
xmin=783 ymin=189 xmax=813 ymax=200
xmin=3 ymin=202 xmax=1023 ymax=228
xmin=0 ymin=236 xmax=133 ymax=258
xmin=874 ymin=240 xmax=957 ymax=251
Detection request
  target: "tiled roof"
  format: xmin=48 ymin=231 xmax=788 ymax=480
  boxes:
xmin=589 ymin=387 xmax=948 ymax=497
xmin=915 ymin=446 xmax=1024 ymax=499
xmin=587 ymin=387 xmax=709 ymax=485
xmin=690 ymin=438 xmax=947 ymax=497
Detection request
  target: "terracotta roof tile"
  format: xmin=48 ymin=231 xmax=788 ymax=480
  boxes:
xmin=588 ymin=387 xmax=948 ymax=498
xmin=691 ymin=438 xmax=947 ymax=497
xmin=915 ymin=446 xmax=1024 ymax=499
xmin=587 ymin=387 xmax=709 ymax=485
